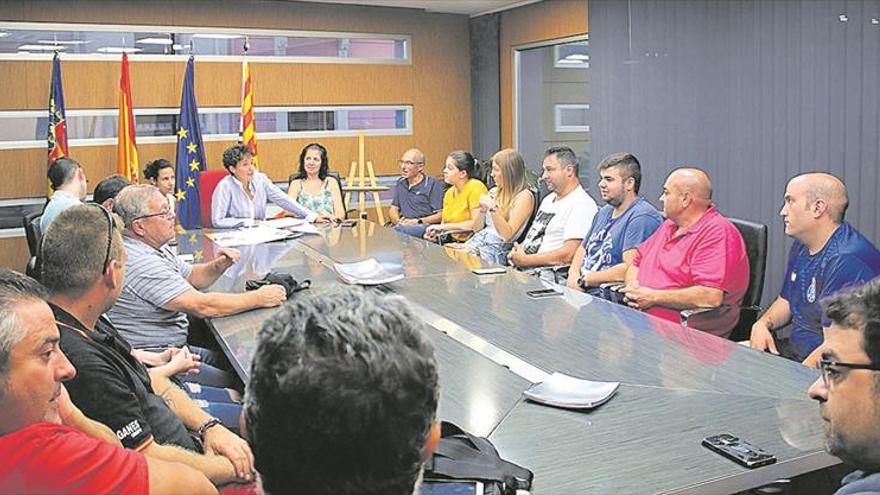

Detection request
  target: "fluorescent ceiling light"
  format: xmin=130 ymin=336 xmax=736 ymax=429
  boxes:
xmin=37 ymin=39 xmax=89 ymax=45
xmin=96 ymin=46 xmax=143 ymax=53
xmin=192 ymin=33 xmax=242 ymax=40
xmin=565 ymin=54 xmax=589 ymax=60
xmin=0 ymin=33 xmax=9 ymax=38
xmin=137 ymin=37 xmax=173 ymax=45
xmin=172 ymin=44 xmax=191 ymax=50
xmin=18 ymin=44 xmax=66 ymax=51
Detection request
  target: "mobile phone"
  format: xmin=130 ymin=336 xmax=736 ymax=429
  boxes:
xmin=472 ymin=267 xmax=507 ymax=275
xmin=526 ymin=288 xmax=563 ymax=299
xmin=702 ymin=434 xmax=776 ymax=468
xmin=339 ymin=219 xmax=358 ymax=228
xmin=419 ymin=480 xmax=484 ymax=495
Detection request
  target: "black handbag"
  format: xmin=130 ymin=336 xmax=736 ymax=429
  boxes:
xmin=424 ymin=422 xmax=533 ymax=495
xmin=245 ymin=272 xmax=311 ymax=299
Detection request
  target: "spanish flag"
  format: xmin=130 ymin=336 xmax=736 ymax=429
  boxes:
xmin=47 ymin=52 xmax=68 ymax=165
xmin=240 ymin=61 xmax=259 ymax=167
xmin=117 ymin=52 xmax=139 ymax=182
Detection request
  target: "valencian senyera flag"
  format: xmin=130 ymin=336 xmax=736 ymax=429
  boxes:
xmin=47 ymin=52 xmax=68 ymax=165
xmin=240 ymin=60 xmax=259 ymax=167
xmin=174 ymin=56 xmax=208 ymax=230
xmin=117 ymin=52 xmax=139 ymax=182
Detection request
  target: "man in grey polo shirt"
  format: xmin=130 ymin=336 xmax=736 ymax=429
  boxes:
xmin=108 ymin=185 xmax=287 ymax=366
xmin=388 ymin=148 xmax=446 ymax=238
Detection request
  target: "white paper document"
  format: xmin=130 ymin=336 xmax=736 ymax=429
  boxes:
xmin=522 ymin=372 xmax=620 ymax=410
xmin=206 ymin=226 xmax=296 ymax=247
xmin=333 ymin=258 xmax=405 ymax=285
xmin=263 ymin=217 xmax=306 ymax=229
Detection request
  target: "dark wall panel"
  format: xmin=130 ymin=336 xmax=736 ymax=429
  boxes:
xmin=589 ymin=0 xmax=880 ymax=306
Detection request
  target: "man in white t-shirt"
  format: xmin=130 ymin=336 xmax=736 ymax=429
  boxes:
xmin=508 ymin=146 xmax=598 ymax=268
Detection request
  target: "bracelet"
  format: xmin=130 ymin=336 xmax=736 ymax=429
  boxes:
xmin=197 ymin=417 xmax=223 ymax=440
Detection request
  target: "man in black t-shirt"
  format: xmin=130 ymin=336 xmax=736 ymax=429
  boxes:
xmin=41 ymin=205 xmax=254 ymax=487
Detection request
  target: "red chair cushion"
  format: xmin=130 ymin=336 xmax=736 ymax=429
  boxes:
xmin=199 ymin=169 xmax=228 ymax=228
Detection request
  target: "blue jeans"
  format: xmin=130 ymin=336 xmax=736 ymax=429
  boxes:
xmin=394 ymin=223 xmax=429 ymax=238
xmin=181 ymin=381 xmax=243 ymax=436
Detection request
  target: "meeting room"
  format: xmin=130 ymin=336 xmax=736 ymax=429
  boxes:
xmin=1 ymin=0 xmax=879 ymax=494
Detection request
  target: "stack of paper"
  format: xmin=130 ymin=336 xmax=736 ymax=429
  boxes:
xmin=522 ymin=372 xmax=620 ymax=410
xmin=333 ymin=258 xmax=405 ymax=285
xmin=264 ymin=217 xmax=320 ymax=235
xmin=206 ymin=226 xmax=296 ymax=247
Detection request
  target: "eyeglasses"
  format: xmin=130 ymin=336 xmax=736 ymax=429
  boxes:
xmin=91 ymin=204 xmax=115 ymax=275
xmin=132 ymin=208 xmax=174 ymax=222
xmin=398 ymin=160 xmax=424 ymax=167
xmin=817 ymin=358 xmax=880 ymax=388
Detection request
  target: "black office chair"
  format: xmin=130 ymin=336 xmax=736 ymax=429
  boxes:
xmin=22 ymin=211 xmax=43 ymax=280
xmin=679 ymin=217 xmax=768 ymax=341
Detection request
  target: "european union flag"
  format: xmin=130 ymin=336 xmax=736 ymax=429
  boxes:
xmin=174 ymin=56 xmax=207 ymax=230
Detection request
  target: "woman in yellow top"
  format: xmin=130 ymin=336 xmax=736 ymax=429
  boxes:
xmin=424 ymin=150 xmax=488 ymax=242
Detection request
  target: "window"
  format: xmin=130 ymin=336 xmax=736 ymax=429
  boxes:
xmin=0 ymin=22 xmax=410 ymax=63
xmin=555 ymin=104 xmax=590 ymax=133
xmin=0 ymin=105 xmax=413 ymax=149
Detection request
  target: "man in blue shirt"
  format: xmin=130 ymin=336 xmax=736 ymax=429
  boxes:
xmin=750 ymin=173 xmax=880 ymax=362
xmin=40 ymin=158 xmax=87 ymax=233
xmin=567 ymin=152 xmax=662 ymax=297
xmin=388 ymin=148 xmax=446 ymax=238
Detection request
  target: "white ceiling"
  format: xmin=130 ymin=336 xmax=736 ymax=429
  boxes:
xmin=290 ymin=0 xmax=542 ymax=17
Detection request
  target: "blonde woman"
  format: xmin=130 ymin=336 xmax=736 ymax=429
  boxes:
xmin=461 ymin=148 xmax=535 ymax=264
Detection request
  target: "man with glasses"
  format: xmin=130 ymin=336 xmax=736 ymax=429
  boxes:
xmin=809 ymin=278 xmax=880 ymax=494
xmin=107 ymin=185 xmax=286 ymax=386
xmin=40 ymin=205 xmax=254 ymax=487
xmin=389 ymin=148 xmax=446 ymax=238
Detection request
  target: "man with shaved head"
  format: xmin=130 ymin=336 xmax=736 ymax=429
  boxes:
xmin=389 ymin=148 xmax=446 ymax=238
xmin=750 ymin=173 xmax=880 ymax=362
xmin=621 ymin=168 xmax=749 ymax=337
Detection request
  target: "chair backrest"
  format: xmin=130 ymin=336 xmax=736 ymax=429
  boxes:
xmin=22 ymin=211 xmax=43 ymax=257
xmin=729 ymin=217 xmax=768 ymax=308
xmin=198 ymin=169 xmax=229 ymax=228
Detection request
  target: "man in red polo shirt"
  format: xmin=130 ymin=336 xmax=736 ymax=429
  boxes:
xmin=621 ymin=168 xmax=749 ymax=337
xmin=0 ymin=268 xmax=214 ymax=494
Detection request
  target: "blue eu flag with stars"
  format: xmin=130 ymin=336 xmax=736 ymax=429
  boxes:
xmin=174 ymin=56 xmax=207 ymax=229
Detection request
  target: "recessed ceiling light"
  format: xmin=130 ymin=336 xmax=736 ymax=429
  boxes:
xmin=839 ymin=14 xmax=848 ymax=22
xmin=97 ymin=46 xmax=143 ymax=53
xmin=18 ymin=44 xmax=67 ymax=51
xmin=37 ymin=39 xmax=88 ymax=45
xmin=192 ymin=33 xmax=242 ymax=40
xmin=137 ymin=37 xmax=173 ymax=45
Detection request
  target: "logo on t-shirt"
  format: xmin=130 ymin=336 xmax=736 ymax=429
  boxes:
xmin=116 ymin=420 xmax=143 ymax=441
xmin=807 ymin=276 xmax=817 ymax=303
xmin=583 ymin=223 xmax=615 ymax=273
xmin=522 ymin=211 xmax=555 ymax=254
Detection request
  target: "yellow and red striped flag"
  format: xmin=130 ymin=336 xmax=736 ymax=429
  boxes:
xmin=117 ymin=52 xmax=139 ymax=182
xmin=240 ymin=60 xmax=259 ymax=167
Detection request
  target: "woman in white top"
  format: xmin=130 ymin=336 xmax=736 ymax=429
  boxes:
xmin=460 ymin=148 xmax=535 ymax=264
xmin=286 ymin=143 xmax=345 ymax=221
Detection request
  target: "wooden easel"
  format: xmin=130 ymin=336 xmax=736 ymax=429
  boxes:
xmin=343 ymin=132 xmax=389 ymax=224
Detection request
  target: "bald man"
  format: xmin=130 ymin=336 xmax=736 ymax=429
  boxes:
xmin=389 ymin=148 xmax=446 ymax=238
xmin=750 ymin=173 xmax=880 ymax=362
xmin=621 ymin=168 xmax=749 ymax=337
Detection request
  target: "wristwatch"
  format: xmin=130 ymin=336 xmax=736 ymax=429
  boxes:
xmin=197 ymin=417 xmax=223 ymax=440
xmin=577 ymin=273 xmax=588 ymax=289
xmin=417 ymin=218 xmax=424 ymax=224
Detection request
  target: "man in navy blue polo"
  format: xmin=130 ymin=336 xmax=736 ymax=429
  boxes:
xmin=388 ymin=148 xmax=446 ymax=238
xmin=750 ymin=173 xmax=880 ymax=362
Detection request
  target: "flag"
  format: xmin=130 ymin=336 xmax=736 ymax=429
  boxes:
xmin=117 ymin=52 xmax=139 ymax=182
xmin=240 ymin=60 xmax=259 ymax=167
xmin=47 ymin=52 xmax=68 ymax=165
xmin=174 ymin=56 xmax=208 ymax=229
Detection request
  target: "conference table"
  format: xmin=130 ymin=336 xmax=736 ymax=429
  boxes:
xmin=180 ymin=222 xmax=838 ymax=494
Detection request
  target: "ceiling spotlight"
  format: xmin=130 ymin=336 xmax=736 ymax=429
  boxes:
xmin=839 ymin=14 xmax=848 ymax=22
xmin=872 ymin=18 xmax=879 ymax=25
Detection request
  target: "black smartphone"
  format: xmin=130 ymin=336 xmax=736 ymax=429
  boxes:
xmin=702 ymin=434 xmax=776 ymax=468
xmin=526 ymin=288 xmax=563 ymax=299
xmin=339 ymin=219 xmax=358 ymax=228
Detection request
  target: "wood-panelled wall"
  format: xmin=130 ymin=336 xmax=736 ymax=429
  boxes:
xmin=499 ymin=0 xmax=588 ymax=148
xmin=0 ymin=0 xmax=472 ymax=199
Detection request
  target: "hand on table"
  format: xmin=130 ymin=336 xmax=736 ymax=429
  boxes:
xmin=749 ymin=322 xmax=779 ymax=355
xmin=620 ymin=282 xmax=657 ymax=310
xmin=203 ymin=425 xmax=255 ymax=483
xmin=214 ymin=248 xmax=241 ymax=270
xmin=255 ymin=284 xmax=287 ymax=307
